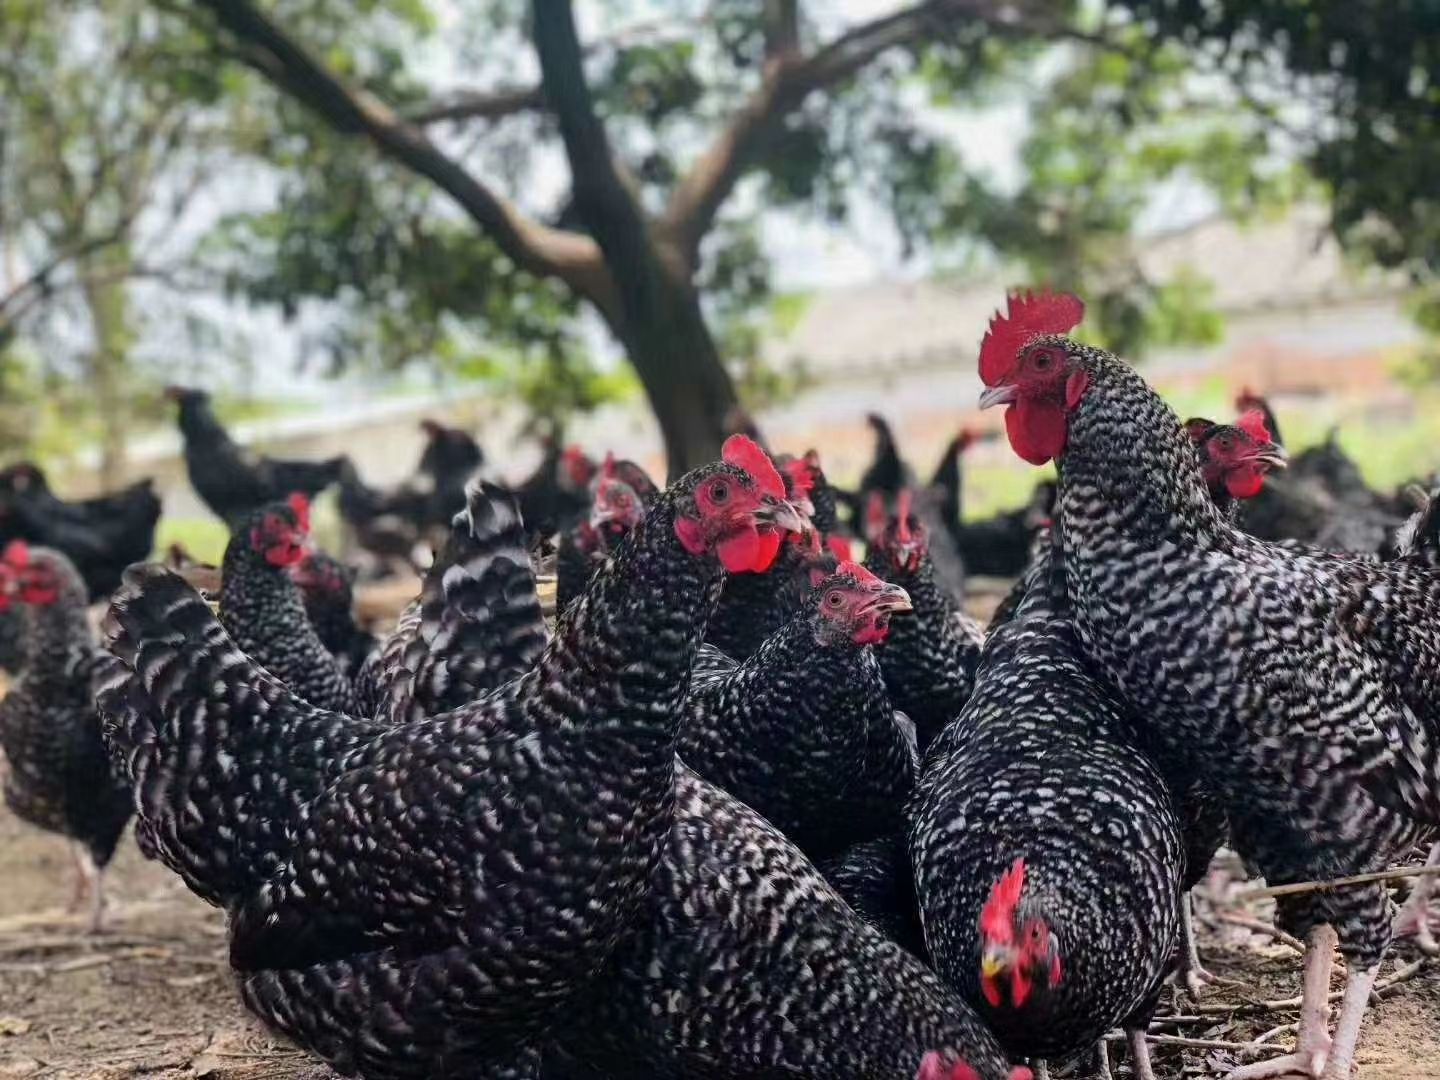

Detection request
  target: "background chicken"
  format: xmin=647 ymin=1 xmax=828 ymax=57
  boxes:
xmin=289 ymin=550 xmax=377 ymax=683
xmin=0 ymin=462 xmax=161 ymax=597
xmin=165 ymin=385 xmax=347 ymax=526
xmin=97 ymin=438 xmax=801 ymax=1079
xmin=0 ymin=544 xmax=132 ymax=931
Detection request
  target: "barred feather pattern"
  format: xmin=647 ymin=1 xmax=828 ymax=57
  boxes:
xmin=554 ymin=766 xmax=1016 ymax=1080
xmin=0 ymin=550 xmax=130 ymax=866
xmin=910 ymin=571 xmax=1184 ymax=1060
xmin=678 ymin=610 xmax=916 ymax=861
xmin=219 ymin=510 xmax=358 ymax=714
xmin=97 ymin=465 xmax=747 ymax=1077
xmin=863 ymin=539 xmax=983 ymax=752
xmin=1048 ymin=339 xmax=1440 ymax=965
xmin=363 ymin=481 xmax=549 ymax=725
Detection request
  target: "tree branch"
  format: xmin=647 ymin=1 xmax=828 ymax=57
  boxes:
xmin=186 ymin=0 xmax=618 ymax=321
xmin=403 ymin=84 xmax=545 ymax=126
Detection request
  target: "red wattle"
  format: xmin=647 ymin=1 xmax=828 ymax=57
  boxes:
xmin=1226 ymin=465 xmax=1266 ymax=500
xmin=717 ymin=527 xmax=762 ymax=573
xmin=752 ymin=528 xmax=783 ymax=572
xmin=674 ymin=516 xmax=707 ymax=555
xmin=1004 ymin=400 xmax=1068 ymax=466
xmin=980 ymin=976 xmax=1001 ymax=1007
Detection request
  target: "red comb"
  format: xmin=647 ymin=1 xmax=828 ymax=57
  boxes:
xmin=3 ymin=540 xmax=29 ymax=568
xmin=979 ymin=858 xmax=1026 ymax=944
xmin=979 ymin=291 xmax=1085 ymax=386
xmin=1183 ymin=417 xmax=1217 ymax=444
xmin=783 ymin=457 xmax=816 ymax=497
xmin=1235 ymin=409 xmax=1272 ymax=445
xmin=836 ymin=560 xmax=884 ymax=588
xmin=826 ymin=535 xmax=854 ymax=562
xmin=602 ymin=451 xmax=617 ymax=479
xmin=896 ymin=489 xmax=914 ymax=544
xmin=916 ymin=1053 xmax=981 ymax=1080
xmin=722 ymin=435 xmax=785 ymax=500
xmin=286 ymin=493 xmax=312 ymax=532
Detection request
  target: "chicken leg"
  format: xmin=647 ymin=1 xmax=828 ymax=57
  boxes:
xmin=1178 ymin=891 xmax=1217 ymax=997
xmin=1127 ymin=1028 xmax=1158 ymax=1080
xmin=1394 ymin=843 xmax=1439 ymax=956
xmin=1223 ymin=925 xmax=1335 ymax=1080
xmin=72 ymin=846 xmax=106 ymax=934
xmin=1319 ymin=964 xmax=1379 ymax=1080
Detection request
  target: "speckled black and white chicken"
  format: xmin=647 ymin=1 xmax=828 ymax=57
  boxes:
xmin=97 ymin=437 xmax=803 ymax=1079
xmin=976 ymin=289 xmax=1440 ymax=1080
xmin=290 ymin=550 xmax=377 ymax=684
xmin=910 ymin=553 xmax=1184 ymax=1080
xmin=863 ymin=490 xmax=984 ymax=752
xmin=0 ymin=544 xmax=131 ymax=931
xmin=555 ymin=456 xmax=656 ymax=612
xmin=677 ymin=561 xmax=917 ymax=861
xmin=217 ymin=495 xmax=359 ymax=714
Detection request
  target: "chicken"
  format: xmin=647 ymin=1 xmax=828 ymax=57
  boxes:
xmin=165 ymin=386 xmax=346 ymax=526
xmin=864 ymin=490 xmax=984 ymax=752
xmin=677 ymin=561 xmax=917 ymax=861
xmin=818 ymin=833 xmax=927 ymax=958
xmin=0 ymin=544 xmax=131 ymax=931
xmin=975 ymin=289 xmax=1440 ymax=1080
xmin=97 ymin=437 xmax=803 ymax=1079
xmin=289 ymin=551 xmax=377 ymax=684
xmin=0 ymin=462 xmax=161 ymax=597
xmin=929 ymin=429 xmax=976 ymax=546
xmin=911 ymin=555 xmax=1184 ymax=1080
xmin=705 ymin=530 xmax=826 ymax=660
xmin=551 ymin=765 xmax=1025 ymax=1080
xmin=218 ymin=495 xmax=358 ymax=714
xmin=555 ymin=456 xmax=656 ymax=612
xmin=780 ymin=448 xmax=841 ymax=538
xmin=512 ymin=440 xmax=596 ymax=542
xmin=357 ymin=479 xmax=551 ymax=726
xmin=834 ymin=414 xmax=914 ymax=530
xmin=951 ymin=481 xmax=1054 ymax=580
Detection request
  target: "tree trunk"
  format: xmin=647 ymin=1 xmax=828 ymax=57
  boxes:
xmin=80 ymin=258 xmax=131 ymax=490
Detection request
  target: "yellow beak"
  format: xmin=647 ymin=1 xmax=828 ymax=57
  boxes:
xmin=981 ymin=953 xmax=1006 ymax=980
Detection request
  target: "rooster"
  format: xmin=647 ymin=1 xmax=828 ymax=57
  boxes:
xmin=911 ymin=555 xmax=1184 ymax=1080
xmin=165 ymin=386 xmax=347 ymax=527
xmin=218 ymin=495 xmax=358 ymax=714
xmin=97 ymin=437 xmax=803 ymax=1079
xmin=0 ymin=544 xmax=131 ymax=931
xmin=976 ymin=290 xmax=1440 ymax=1080
xmin=677 ymin=561 xmax=917 ymax=861
xmin=864 ymin=490 xmax=984 ymax=752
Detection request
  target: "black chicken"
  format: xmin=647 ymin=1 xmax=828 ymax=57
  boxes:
xmin=0 ymin=462 xmax=161 ymax=597
xmin=677 ymin=561 xmax=917 ymax=861
xmin=290 ymin=550 xmax=377 ymax=684
xmin=218 ymin=495 xmax=358 ymax=713
xmin=864 ymin=491 xmax=984 ymax=752
xmin=98 ymin=436 xmax=803 ymax=1079
xmin=165 ymin=386 xmax=346 ymax=526
xmin=911 ymin=557 xmax=1184 ymax=1080
xmin=0 ymin=544 xmax=131 ymax=931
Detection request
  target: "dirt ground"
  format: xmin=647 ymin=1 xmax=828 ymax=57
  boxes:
xmin=1 ymin=808 xmax=1437 ymax=1080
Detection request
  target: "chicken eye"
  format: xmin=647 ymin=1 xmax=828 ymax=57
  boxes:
xmin=1031 ymin=348 xmax=1054 ymax=370
xmin=709 ymin=480 xmax=730 ymax=504
xmin=826 ymin=590 xmax=845 ymax=608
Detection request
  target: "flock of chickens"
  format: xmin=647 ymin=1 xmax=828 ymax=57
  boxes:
xmin=1 ymin=294 xmax=1438 ymax=1080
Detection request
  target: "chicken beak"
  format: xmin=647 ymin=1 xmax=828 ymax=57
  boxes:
xmin=1254 ymin=443 xmax=1289 ymax=471
xmin=861 ymin=582 xmax=913 ymax=616
xmin=979 ymin=384 xmax=1019 ymax=410
xmin=755 ymin=496 xmax=808 ymax=536
xmin=981 ymin=949 xmax=1008 ymax=980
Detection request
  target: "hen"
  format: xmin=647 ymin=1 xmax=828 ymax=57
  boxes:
xmin=555 ymin=457 xmax=656 ymax=612
xmin=677 ymin=561 xmax=917 ymax=861
xmin=98 ymin=437 xmax=801 ymax=1079
xmin=976 ymin=290 xmax=1440 ymax=1080
xmin=0 ymin=544 xmax=131 ymax=931
xmin=218 ymin=495 xmax=358 ymax=714
xmin=864 ymin=490 xmax=984 ymax=752
xmin=911 ymin=555 xmax=1184 ymax=1080
xmin=165 ymin=386 xmax=346 ymax=526
xmin=0 ymin=462 xmax=161 ymax=597
xmin=290 ymin=550 xmax=377 ymax=684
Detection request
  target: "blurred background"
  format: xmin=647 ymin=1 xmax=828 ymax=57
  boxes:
xmin=3 ymin=0 xmax=1438 ymax=562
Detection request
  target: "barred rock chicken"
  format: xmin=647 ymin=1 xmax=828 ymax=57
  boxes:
xmin=357 ymin=479 xmax=551 ymax=726
xmin=555 ymin=457 xmax=657 ymax=611
xmin=780 ymin=449 xmax=841 ymax=538
xmin=218 ymin=495 xmax=358 ymax=714
xmin=290 ymin=551 xmax=377 ymax=684
xmin=0 ymin=462 xmax=161 ymax=597
xmin=98 ymin=437 xmax=802 ymax=1079
xmin=864 ymin=491 xmax=984 ymax=752
xmin=165 ymin=386 xmax=347 ymax=526
xmin=911 ymin=555 xmax=1184 ymax=1080
xmin=1185 ymin=413 xmax=1290 ymax=520
xmin=677 ymin=562 xmax=917 ymax=861
xmin=552 ymin=765 xmax=1026 ymax=1080
xmin=0 ymin=544 xmax=131 ymax=931
xmin=976 ymin=290 xmax=1440 ymax=1080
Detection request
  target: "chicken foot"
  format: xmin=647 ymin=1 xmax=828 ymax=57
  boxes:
xmin=1223 ymin=924 xmax=1335 ymax=1080
xmin=1178 ymin=891 xmax=1218 ymax=997
xmin=1393 ymin=842 xmax=1439 ymax=956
